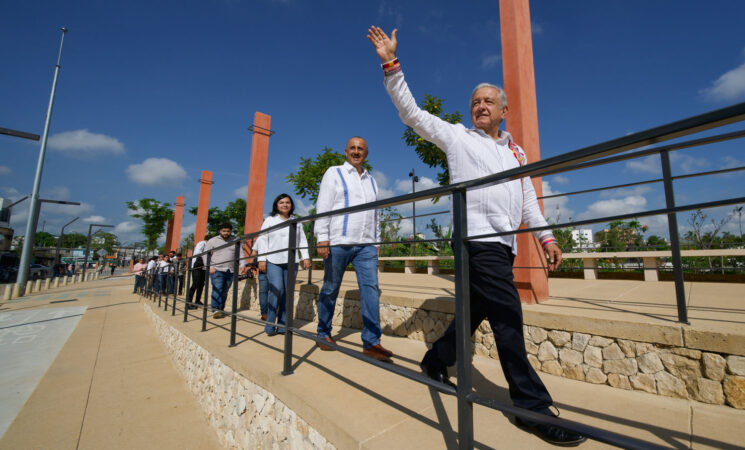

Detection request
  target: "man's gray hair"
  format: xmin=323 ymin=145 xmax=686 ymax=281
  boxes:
xmin=471 ymin=83 xmax=507 ymax=108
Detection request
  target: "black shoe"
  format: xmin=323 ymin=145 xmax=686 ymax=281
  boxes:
xmin=515 ymin=412 xmax=587 ymax=447
xmin=419 ymin=351 xmax=456 ymax=389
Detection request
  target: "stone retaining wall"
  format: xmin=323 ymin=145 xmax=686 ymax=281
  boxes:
xmin=237 ymin=278 xmax=745 ymax=409
xmin=144 ymin=303 xmax=335 ymax=450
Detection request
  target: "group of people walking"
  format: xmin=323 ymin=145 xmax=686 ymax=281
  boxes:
xmin=132 ymin=251 xmax=186 ymax=296
xmin=133 ymin=25 xmax=587 ymax=447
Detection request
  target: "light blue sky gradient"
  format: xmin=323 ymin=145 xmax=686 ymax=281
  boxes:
xmin=2 ymin=0 xmax=744 ymax=245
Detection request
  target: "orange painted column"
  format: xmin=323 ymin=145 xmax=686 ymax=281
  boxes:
xmin=500 ymin=0 xmax=548 ymax=303
xmin=195 ymin=171 xmax=213 ymax=249
xmin=244 ymin=112 xmax=272 ymax=253
xmin=170 ymin=196 xmax=185 ymax=253
xmin=164 ymin=215 xmax=174 ymax=252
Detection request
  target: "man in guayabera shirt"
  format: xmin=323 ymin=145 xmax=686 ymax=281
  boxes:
xmin=204 ymin=223 xmax=248 ymax=319
xmin=367 ymin=27 xmax=584 ymax=447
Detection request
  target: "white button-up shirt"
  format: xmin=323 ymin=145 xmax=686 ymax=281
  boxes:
xmin=315 ymin=161 xmax=380 ymax=246
xmin=256 ymin=215 xmax=310 ymax=265
xmin=384 ymin=70 xmax=554 ymax=254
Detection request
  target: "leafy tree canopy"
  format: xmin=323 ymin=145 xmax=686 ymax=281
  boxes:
xmin=34 ymin=231 xmax=56 ymax=247
xmin=126 ymin=198 xmax=173 ymax=252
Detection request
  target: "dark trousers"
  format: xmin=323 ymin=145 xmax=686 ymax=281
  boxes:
xmin=187 ymin=269 xmax=206 ymax=304
xmin=429 ymin=241 xmax=553 ymax=411
xmin=178 ymin=275 xmax=185 ymax=295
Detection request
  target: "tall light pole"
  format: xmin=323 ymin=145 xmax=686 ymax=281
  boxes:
xmin=16 ymin=27 xmax=68 ymax=296
xmin=408 ymin=169 xmax=419 ymax=255
xmin=55 ymin=216 xmax=79 ymax=264
xmin=82 ymin=223 xmax=113 ymax=279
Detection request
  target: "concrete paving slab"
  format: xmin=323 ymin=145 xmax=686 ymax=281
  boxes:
xmin=0 ymin=306 xmax=86 ymax=439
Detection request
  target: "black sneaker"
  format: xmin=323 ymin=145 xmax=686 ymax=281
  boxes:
xmin=515 ymin=410 xmax=587 ymax=447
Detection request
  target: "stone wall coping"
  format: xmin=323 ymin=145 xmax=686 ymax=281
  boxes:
xmin=564 ymin=249 xmax=745 ymax=258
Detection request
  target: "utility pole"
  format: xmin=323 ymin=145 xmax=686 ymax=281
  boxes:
xmin=408 ymin=169 xmax=419 ymax=255
xmin=82 ymin=223 xmax=113 ymax=279
xmin=55 ymin=216 xmax=79 ymax=264
xmin=16 ymin=27 xmax=68 ymax=296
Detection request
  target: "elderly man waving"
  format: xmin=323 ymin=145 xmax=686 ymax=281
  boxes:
xmin=367 ymin=27 xmax=584 ymax=447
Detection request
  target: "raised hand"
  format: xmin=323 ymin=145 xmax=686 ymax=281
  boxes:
xmin=367 ymin=26 xmax=398 ymax=62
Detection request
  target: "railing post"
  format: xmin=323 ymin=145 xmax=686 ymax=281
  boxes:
xmin=307 ymin=221 xmax=314 ymax=284
xmin=171 ymin=262 xmax=178 ymax=316
xmin=230 ymin=241 xmax=240 ymax=347
xmin=203 ymin=252 xmax=211 ymax=332
xmin=660 ymin=150 xmax=689 ymax=324
xmin=283 ymin=221 xmax=298 ymax=375
xmin=157 ymin=266 xmax=162 ymax=308
xmin=164 ymin=264 xmax=170 ymax=311
xmin=184 ymin=258 xmax=192 ymax=322
xmin=452 ymin=189 xmax=473 ymax=449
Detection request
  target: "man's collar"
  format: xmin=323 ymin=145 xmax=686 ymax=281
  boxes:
xmin=343 ymin=160 xmax=367 ymax=176
xmin=470 ymin=127 xmax=512 ymax=144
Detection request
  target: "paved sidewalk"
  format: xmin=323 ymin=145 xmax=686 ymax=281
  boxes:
xmin=0 ymin=278 xmax=220 ymax=449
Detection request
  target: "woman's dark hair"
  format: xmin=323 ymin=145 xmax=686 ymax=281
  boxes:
xmin=270 ymin=193 xmax=295 ymax=217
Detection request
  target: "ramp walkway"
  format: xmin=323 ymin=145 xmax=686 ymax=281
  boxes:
xmin=1 ymin=276 xmax=743 ymax=449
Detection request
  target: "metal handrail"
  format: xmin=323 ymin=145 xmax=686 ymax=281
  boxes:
xmin=141 ymin=101 xmax=744 ymax=449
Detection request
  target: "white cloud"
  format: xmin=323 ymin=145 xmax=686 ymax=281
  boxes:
xmin=293 ymin=197 xmax=312 ymax=217
xmin=371 ymin=170 xmax=395 ymax=199
xmin=83 ymin=215 xmax=107 ymax=223
xmin=550 ymin=175 xmax=569 ymax=184
xmin=701 ymin=49 xmax=745 ymax=102
xmin=393 ymin=176 xmax=444 ymax=212
xmin=114 ymin=221 xmax=139 ymax=234
xmin=625 ymin=155 xmax=660 ymax=175
xmin=0 ymin=165 xmax=10 ymax=175
xmin=578 ymin=195 xmax=647 ymax=221
xmin=482 ymin=53 xmax=500 ymax=69
xmin=233 ymin=185 xmax=248 ymax=198
xmin=542 ymin=181 xmax=574 ymax=224
xmin=48 ymin=129 xmax=125 ymax=158
xmin=671 ymin=153 xmax=708 ymax=174
xmin=599 ymin=185 xmax=652 ymax=199
xmin=125 ymin=158 xmax=187 ymax=186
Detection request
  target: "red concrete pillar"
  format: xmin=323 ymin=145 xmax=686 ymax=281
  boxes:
xmin=170 ymin=196 xmax=185 ymax=253
xmin=244 ymin=112 xmax=272 ymax=252
xmin=195 ymin=171 xmax=213 ymax=249
xmin=499 ymin=0 xmax=548 ymax=303
xmin=164 ymin=215 xmax=174 ymax=252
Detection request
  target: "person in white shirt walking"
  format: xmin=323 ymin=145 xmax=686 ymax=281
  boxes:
xmin=204 ymin=223 xmax=247 ymax=319
xmin=367 ymin=27 xmax=584 ymax=447
xmin=256 ymin=194 xmax=311 ymax=336
xmin=314 ymin=136 xmax=394 ymax=363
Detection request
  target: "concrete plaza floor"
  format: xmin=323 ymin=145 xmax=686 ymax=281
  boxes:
xmin=0 ymin=275 xmax=743 ymax=449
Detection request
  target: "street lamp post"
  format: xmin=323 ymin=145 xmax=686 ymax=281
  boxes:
xmin=16 ymin=27 xmax=68 ymax=296
xmin=55 ymin=216 xmax=79 ymax=264
xmin=408 ymin=168 xmax=419 ymax=255
xmin=82 ymin=223 xmax=113 ymax=279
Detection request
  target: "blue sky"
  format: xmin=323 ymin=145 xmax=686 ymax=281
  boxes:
xmin=2 ymin=0 xmax=744 ymax=247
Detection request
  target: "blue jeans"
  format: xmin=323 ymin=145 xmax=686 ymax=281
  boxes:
xmin=317 ymin=245 xmax=380 ymax=349
xmin=134 ymin=275 xmax=144 ymax=292
xmin=159 ymin=273 xmax=173 ymax=294
xmin=266 ymin=262 xmax=289 ymax=334
xmin=210 ymin=270 xmax=234 ymax=311
xmin=258 ymin=271 xmax=268 ymax=315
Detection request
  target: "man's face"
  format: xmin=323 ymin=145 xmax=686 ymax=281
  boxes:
xmin=344 ymin=137 xmax=368 ymax=168
xmin=219 ymin=227 xmax=232 ymax=240
xmin=470 ymin=87 xmax=508 ymax=134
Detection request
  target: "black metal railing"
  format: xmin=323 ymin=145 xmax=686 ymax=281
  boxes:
xmin=137 ymin=101 xmax=745 ymax=449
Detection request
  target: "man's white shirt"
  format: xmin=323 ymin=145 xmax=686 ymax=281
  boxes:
xmin=384 ymin=70 xmax=554 ymax=254
xmin=315 ymin=161 xmax=380 ymax=246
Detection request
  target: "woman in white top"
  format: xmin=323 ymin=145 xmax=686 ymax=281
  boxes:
xmin=256 ymin=194 xmax=311 ymax=335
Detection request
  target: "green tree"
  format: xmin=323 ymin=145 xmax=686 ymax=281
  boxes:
xmin=34 ymin=231 xmax=56 ymax=247
xmin=91 ymin=231 xmax=119 ymax=254
xmin=646 ymin=235 xmax=670 ymax=250
xmin=402 ymin=94 xmax=463 ymax=187
xmin=553 ymin=227 xmax=577 ymax=253
xmin=595 ymin=220 xmax=646 ymax=252
xmin=182 ymin=233 xmax=195 ymax=252
xmin=60 ymin=232 xmax=87 ymax=248
xmin=126 ymin=198 xmax=173 ymax=253
xmin=286 ymin=147 xmax=372 ymax=204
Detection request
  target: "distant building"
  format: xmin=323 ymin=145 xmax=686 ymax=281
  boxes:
xmin=571 ymin=229 xmax=597 ymax=250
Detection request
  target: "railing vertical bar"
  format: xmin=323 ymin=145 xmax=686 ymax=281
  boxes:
xmin=164 ymin=264 xmax=170 ymax=311
xmin=203 ymin=252 xmax=211 ymax=332
xmin=172 ymin=262 xmax=178 ymax=315
xmin=283 ymin=221 xmax=298 ymax=375
xmin=230 ymin=241 xmax=239 ymax=347
xmin=307 ymin=221 xmax=314 ymax=284
xmin=452 ymin=189 xmax=473 ymax=449
xmin=184 ymin=258 xmax=192 ymax=322
xmin=660 ymin=150 xmax=689 ymax=324
xmin=157 ymin=266 xmax=162 ymax=308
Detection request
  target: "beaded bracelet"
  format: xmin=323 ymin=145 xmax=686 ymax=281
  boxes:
xmin=382 ymin=58 xmax=401 ymax=76
xmin=540 ymin=237 xmax=557 ymax=248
